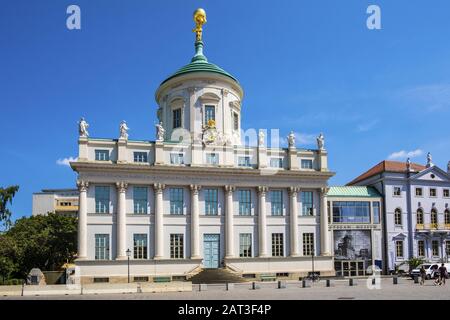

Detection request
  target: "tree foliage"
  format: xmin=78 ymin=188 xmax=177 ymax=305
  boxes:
xmin=0 ymin=185 xmax=19 ymax=230
xmin=0 ymin=213 xmax=77 ymax=280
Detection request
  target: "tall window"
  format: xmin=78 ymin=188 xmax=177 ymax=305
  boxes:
xmin=301 ymin=191 xmax=314 ymax=216
xmin=417 ymin=240 xmax=425 ymax=257
xmin=396 ymin=241 xmax=404 ymax=259
xmin=133 ymin=234 xmax=148 ymax=259
xmin=133 ymin=152 xmax=147 ymax=163
xmin=429 ymin=188 xmax=437 ymax=197
xmin=170 ymin=234 xmax=184 ymax=259
xmin=432 ymin=240 xmax=439 ymax=257
xmin=170 ymin=188 xmax=184 ymax=215
xmin=239 ymin=233 xmax=252 ymax=257
xmin=415 ymin=188 xmax=423 ymax=197
xmin=271 ymin=233 xmax=284 ymax=257
xmin=205 ymin=105 xmax=215 ymax=124
xmin=238 ymin=190 xmax=251 ymax=216
xmin=95 ymin=186 xmax=110 ymax=213
xmin=431 ymin=209 xmax=438 ymax=227
xmin=393 ymin=187 xmax=401 ymax=196
xmin=303 ymin=233 xmax=314 ymax=256
xmin=301 ymin=159 xmax=313 ymax=169
xmin=445 ymin=210 xmax=450 ymax=225
xmin=238 ymin=156 xmax=251 ymax=167
xmin=446 ymin=241 xmax=450 ymax=256
xmin=170 ymin=153 xmax=184 ymax=165
xmin=394 ymin=208 xmax=402 ymax=226
xmin=270 ymin=158 xmax=283 ymax=168
xmin=133 ymin=187 xmax=148 ymax=214
xmin=270 ymin=190 xmax=283 ymax=216
xmin=444 ymin=189 xmax=450 ymax=198
xmin=173 ymin=108 xmax=181 ymax=128
xmin=95 ymin=234 xmax=110 ymax=260
xmin=206 ymin=153 xmax=218 ymax=165
xmin=233 ymin=112 xmax=239 ymax=131
xmin=204 ymin=188 xmax=218 ymax=215
xmin=416 ymin=209 xmax=424 ymax=225
xmin=95 ymin=150 xmax=109 ymax=161
xmin=373 ymin=202 xmax=380 ymax=224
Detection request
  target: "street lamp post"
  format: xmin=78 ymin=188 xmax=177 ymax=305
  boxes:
xmin=126 ymin=248 xmax=131 ymax=283
xmin=311 ymin=252 xmax=315 ymax=281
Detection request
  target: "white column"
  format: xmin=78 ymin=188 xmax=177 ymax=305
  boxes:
xmin=258 ymin=186 xmax=268 ymax=257
xmin=76 ymin=180 xmax=88 ymax=259
xmin=153 ymin=183 xmax=165 ymax=259
xmin=190 ymin=185 xmax=201 ymax=259
xmin=116 ymin=182 xmax=128 ymax=260
xmin=320 ymin=187 xmax=331 ymax=256
xmin=289 ymin=187 xmax=300 ymax=256
xmin=225 ymin=185 xmax=235 ymax=258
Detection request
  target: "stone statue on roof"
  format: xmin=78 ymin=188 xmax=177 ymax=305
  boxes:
xmin=317 ymin=133 xmax=325 ymax=150
xmin=78 ymin=117 xmax=89 ymax=138
xmin=156 ymin=122 xmax=165 ymax=142
xmin=287 ymin=131 xmax=295 ymax=148
xmin=119 ymin=120 xmax=129 ymax=140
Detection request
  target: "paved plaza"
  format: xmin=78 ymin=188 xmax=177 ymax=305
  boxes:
xmin=2 ymin=278 xmax=449 ymax=300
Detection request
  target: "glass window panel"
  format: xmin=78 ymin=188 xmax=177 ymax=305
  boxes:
xmin=133 ymin=234 xmax=148 ymax=259
xmin=301 ymin=191 xmax=314 ymax=216
xmin=170 ymin=188 xmax=184 ymax=215
xmin=95 ymin=186 xmax=110 ymax=214
xmin=239 ymin=233 xmax=252 ymax=257
xmin=95 ymin=234 xmax=110 ymax=260
xmin=133 ymin=187 xmax=148 ymax=214
xmin=204 ymin=188 xmax=218 ymax=215
xmin=238 ymin=190 xmax=251 ymax=216
xmin=270 ymin=190 xmax=283 ymax=216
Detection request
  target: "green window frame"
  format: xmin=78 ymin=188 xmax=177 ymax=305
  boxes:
xmin=95 ymin=186 xmax=110 ymax=214
xmin=95 ymin=234 xmax=110 ymax=260
xmin=133 ymin=234 xmax=148 ymax=259
xmin=270 ymin=190 xmax=283 ymax=216
xmin=238 ymin=190 xmax=251 ymax=216
xmin=170 ymin=188 xmax=184 ymax=215
xmin=204 ymin=188 xmax=218 ymax=215
xmin=95 ymin=149 xmax=109 ymax=161
xmin=239 ymin=233 xmax=252 ymax=257
xmin=133 ymin=187 xmax=148 ymax=214
xmin=301 ymin=191 xmax=314 ymax=216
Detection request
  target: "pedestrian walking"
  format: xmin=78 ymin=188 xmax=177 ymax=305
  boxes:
xmin=438 ymin=263 xmax=447 ymax=286
xmin=420 ymin=265 xmax=426 ymax=285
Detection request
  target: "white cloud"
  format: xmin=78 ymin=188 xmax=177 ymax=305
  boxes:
xmin=388 ymin=149 xmax=423 ymax=160
xmin=56 ymin=156 xmax=78 ymax=166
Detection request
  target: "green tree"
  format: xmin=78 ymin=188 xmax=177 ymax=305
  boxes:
xmin=0 ymin=185 xmax=19 ymax=230
xmin=0 ymin=213 xmax=77 ymax=279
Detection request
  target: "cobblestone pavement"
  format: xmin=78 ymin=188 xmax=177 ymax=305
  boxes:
xmin=2 ymin=278 xmax=449 ymax=300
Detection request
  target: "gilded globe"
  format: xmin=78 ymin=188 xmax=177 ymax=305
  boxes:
xmin=193 ymin=8 xmax=206 ymax=25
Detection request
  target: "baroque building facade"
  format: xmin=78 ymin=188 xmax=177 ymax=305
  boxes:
xmin=70 ymin=9 xmax=335 ymax=283
xmin=348 ymin=156 xmax=450 ymax=274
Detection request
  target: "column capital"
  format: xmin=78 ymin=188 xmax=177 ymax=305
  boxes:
xmin=115 ymin=181 xmax=128 ymax=192
xmin=153 ymin=183 xmax=166 ymax=193
xmin=320 ymin=187 xmax=330 ymax=196
xmin=190 ymin=184 xmax=202 ymax=194
xmin=288 ymin=186 xmax=300 ymax=195
xmin=224 ymin=185 xmax=235 ymax=193
xmin=76 ymin=180 xmax=89 ymax=192
xmin=257 ymin=186 xmax=268 ymax=195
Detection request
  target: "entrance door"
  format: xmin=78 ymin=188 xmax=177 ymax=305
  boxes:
xmin=203 ymin=234 xmax=220 ymax=268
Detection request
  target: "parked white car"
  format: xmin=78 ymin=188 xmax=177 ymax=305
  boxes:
xmin=410 ymin=264 xmax=439 ymax=279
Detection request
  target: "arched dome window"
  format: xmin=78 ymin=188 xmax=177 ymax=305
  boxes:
xmin=416 ymin=209 xmax=424 ymax=225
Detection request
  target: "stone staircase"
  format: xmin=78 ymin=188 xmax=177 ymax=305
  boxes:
xmin=190 ymin=268 xmax=248 ymax=284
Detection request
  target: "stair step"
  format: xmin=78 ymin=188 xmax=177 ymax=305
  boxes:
xmin=190 ymin=268 xmax=248 ymax=284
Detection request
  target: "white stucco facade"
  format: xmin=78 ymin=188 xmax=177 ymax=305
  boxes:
xmin=70 ymin=19 xmax=335 ymax=283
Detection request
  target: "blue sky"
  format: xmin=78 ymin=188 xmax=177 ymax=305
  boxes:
xmin=1 ymin=0 xmax=450 ymax=222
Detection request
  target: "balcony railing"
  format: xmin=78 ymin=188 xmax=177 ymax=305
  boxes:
xmin=416 ymin=223 xmax=450 ymax=231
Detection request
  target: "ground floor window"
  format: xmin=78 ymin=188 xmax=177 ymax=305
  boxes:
xmin=239 ymin=233 xmax=252 ymax=258
xmin=271 ymin=233 xmax=284 ymax=257
xmin=396 ymin=241 xmax=404 ymax=259
xmin=95 ymin=234 xmax=110 ymax=260
xmin=334 ymin=260 xmax=368 ymax=277
xmin=170 ymin=234 xmax=184 ymax=259
xmin=302 ymin=233 xmax=314 ymax=256
xmin=446 ymin=241 xmax=450 ymax=256
xmin=417 ymin=240 xmax=425 ymax=257
xmin=133 ymin=234 xmax=148 ymax=259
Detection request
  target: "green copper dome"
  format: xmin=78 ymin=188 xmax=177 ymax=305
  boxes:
xmin=161 ymin=41 xmax=238 ymax=85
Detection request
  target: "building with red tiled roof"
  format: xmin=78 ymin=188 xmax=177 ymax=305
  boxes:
xmin=347 ymin=155 xmax=450 ymax=274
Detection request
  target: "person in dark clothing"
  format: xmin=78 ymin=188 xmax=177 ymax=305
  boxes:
xmin=420 ymin=266 xmax=426 ymax=285
xmin=438 ymin=264 xmax=447 ymax=286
